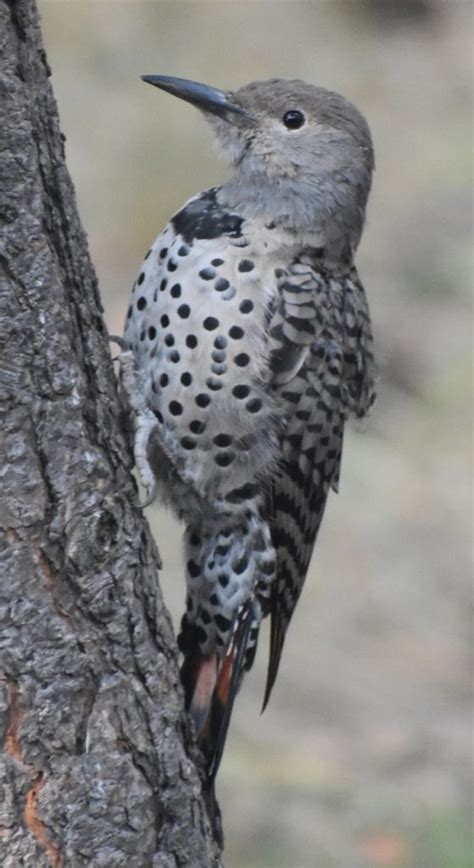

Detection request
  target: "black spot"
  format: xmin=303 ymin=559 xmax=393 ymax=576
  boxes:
xmin=169 ymin=401 xmax=183 ymax=416
xmin=190 ymin=533 xmax=200 ymax=547
xmin=178 ymin=245 xmax=189 ymax=256
xmin=207 ymin=377 xmax=223 ymax=391
xmin=161 ymin=314 xmax=169 ymax=328
xmin=213 ymin=433 xmax=233 ymax=447
xmin=203 ymin=316 xmax=219 ymax=331
xmin=287 ymin=433 xmax=302 ymax=450
xmin=234 ymin=353 xmax=250 ymax=367
xmin=212 ymin=258 xmax=224 ymax=266
xmin=127 ymin=305 xmax=133 ymax=319
xmin=199 ymin=267 xmax=216 ymax=281
xmin=144 ymin=249 xmax=152 ymax=260
xmin=190 ymin=419 xmax=206 ymax=434
xmin=212 ymin=349 xmax=226 ymax=363
xmin=187 ymin=559 xmax=201 ymax=578
xmin=137 ymin=297 xmax=146 ymax=311
xmin=137 ymin=272 xmax=145 ymax=285
xmin=186 ymin=334 xmax=198 ymax=349
xmin=181 ymin=372 xmax=192 ymax=386
xmin=233 ymin=555 xmax=248 ymax=574
xmin=281 ymin=389 xmax=300 ymax=404
xmin=215 ymin=277 xmax=230 ymax=292
xmin=214 ymin=452 xmax=235 ymax=467
xmin=170 ymin=283 xmax=181 ymax=298
xmin=195 ymin=393 xmax=210 ymax=408
xmin=229 ymin=325 xmax=244 ymax=340
xmin=159 ymin=247 xmax=168 ymax=259
xmin=167 ymin=259 xmax=177 ymax=272
xmin=209 ymin=593 xmax=219 ymax=606
xmin=275 ymin=268 xmax=285 ymax=278
xmin=214 ymin=613 xmax=232 ymax=632
xmin=286 ymin=315 xmax=315 ymax=336
xmin=239 ymin=299 xmax=254 ymax=314
xmin=154 ymin=410 xmax=164 ymax=424
xmin=169 ymin=350 xmax=180 ymax=363
xmin=148 ymin=326 xmax=156 ymax=340
xmin=261 ymin=560 xmax=276 ymax=575
xmin=201 ymin=609 xmax=212 ymax=625
xmin=180 ymin=436 xmax=196 ymax=450
xmin=246 ymin=398 xmax=262 ymax=413
xmin=140 ymin=330 xmax=146 ymax=341
xmin=232 ymin=384 xmax=250 ymax=399
xmin=214 ymin=335 xmax=227 ymax=349
xmin=238 ymin=259 xmax=254 ymax=273
xmin=165 ymin=334 xmax=175 ymax=346
xmin=160 ymin=373 xmax=169 ymax=387
xmin=218 ymin=573 xmax=229 ymax=588
xmin=225 ymin=482 xmax=258 ymax=503
xmin=196 ymin=626 xmax=207 ymax=645
xmin=177 ymin=304 xmax=190 ymax=319
xmin=172 ymin=188 xmax=243 ymax=243
xmin=215 ymin=544 xmax=231 ymax=557
xmin=160 ymin=279 xmax=167 ymax=292
xmin=253 ymin=532 xmax=267 ymax=552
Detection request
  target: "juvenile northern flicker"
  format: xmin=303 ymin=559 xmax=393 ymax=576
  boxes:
xmin=120 ymin=75 xmax=375 ymax=803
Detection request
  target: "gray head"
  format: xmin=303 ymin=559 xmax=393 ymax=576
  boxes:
xmin=142 ymin=75 xmax=374 ymax=260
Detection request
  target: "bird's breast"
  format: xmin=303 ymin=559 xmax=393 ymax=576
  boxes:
xmin=123 ymin=215 xmax=285 ymax=500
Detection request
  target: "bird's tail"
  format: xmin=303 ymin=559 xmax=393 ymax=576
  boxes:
xmin=180 ymin=510 xmax=275 ymax=784
xmin=180 ymin=598 xmax=255 ymax=785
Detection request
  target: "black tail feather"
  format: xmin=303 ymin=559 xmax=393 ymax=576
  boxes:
xmin=205 ymin=599 xmax=254 ymax=782
xmin=261 ymin=600 xmax=286 ymax=713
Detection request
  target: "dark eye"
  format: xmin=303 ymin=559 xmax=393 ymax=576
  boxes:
xmin=282 ymin=109 xmax=305 ymax=130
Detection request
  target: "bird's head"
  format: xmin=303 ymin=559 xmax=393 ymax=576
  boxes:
xmin=142 ymin=75 xmax=374 ymax=253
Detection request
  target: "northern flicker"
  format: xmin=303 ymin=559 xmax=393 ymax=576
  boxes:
xmin=120 ymin=75 xmax=375 ymax=805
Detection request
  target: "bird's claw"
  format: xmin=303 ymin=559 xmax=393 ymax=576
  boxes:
xmin=117 ymin=348 xmax=160 ymax=507
xmin=109 ymin=334 xmax=129 ymax=351
xmin=137 ymin=481 xmax=158 ymax=510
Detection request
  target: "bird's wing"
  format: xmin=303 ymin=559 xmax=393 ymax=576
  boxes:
xmin=262 ymin=261 xmax=376 ymax=709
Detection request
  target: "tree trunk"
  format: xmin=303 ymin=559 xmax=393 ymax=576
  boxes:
xmin=0 ymin=1 xmax=221 ymax=865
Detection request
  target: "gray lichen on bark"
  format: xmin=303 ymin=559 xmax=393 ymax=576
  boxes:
xmin=0 ymin=0 xmax=221 ymax=864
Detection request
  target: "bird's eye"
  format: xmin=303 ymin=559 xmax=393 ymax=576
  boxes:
xmin=282 ymin=110 xmax=305 ymax=130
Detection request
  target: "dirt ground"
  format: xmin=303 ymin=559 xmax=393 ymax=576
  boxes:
xmin=41 ymin=1 xmax=472 ymax=865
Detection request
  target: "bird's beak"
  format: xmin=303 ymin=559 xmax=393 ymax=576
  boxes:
xmin=141 ymin=74 xmax=250 ymax=122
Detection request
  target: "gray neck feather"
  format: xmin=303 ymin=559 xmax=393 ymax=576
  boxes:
xmin=218 ymin=165 xmax=369 ymax=268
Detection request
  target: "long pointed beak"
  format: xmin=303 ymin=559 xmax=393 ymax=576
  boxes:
xmin=141 ymin=74 xmax=250 ymax=121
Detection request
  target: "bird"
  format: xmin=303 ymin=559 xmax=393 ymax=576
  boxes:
xmin=120 ymin=74 xmax=376 ymax=818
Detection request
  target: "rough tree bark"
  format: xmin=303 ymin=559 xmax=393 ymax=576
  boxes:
xmin=0 ymin=1 xmax=221 ymax=865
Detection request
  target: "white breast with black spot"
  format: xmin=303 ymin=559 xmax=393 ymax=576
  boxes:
xmin=124 ymin=217 xmax=284 ymax=510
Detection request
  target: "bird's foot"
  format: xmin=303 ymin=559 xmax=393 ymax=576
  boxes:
xmin=117 ymin=349 xmax=159 ymax=507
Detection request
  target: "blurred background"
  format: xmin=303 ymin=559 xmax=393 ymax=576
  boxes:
xmin=40 ymin=2 xmax=472 ymax=866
